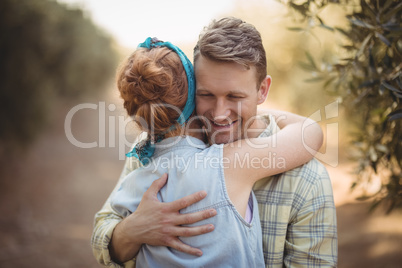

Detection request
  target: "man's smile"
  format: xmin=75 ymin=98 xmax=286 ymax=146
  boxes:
xmin=210 ymin=119 xmax=239 ymax=130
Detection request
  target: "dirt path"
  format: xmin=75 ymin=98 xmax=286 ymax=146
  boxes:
xmin=1 ymin=95 xmax=401 ymax=267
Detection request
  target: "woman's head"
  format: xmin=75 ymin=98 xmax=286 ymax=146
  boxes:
xmin=117 ymin=46 xmax=188 ymax=135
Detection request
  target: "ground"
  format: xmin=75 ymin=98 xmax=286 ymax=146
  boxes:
xmin=1 ymin=95 xmax=401 ymax=267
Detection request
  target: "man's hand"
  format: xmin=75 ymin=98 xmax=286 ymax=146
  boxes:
xmin=109 ymin=174 xmax=217 ymax=263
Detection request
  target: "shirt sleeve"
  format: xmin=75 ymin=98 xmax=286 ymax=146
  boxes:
xmin=284 ymin=166 xmax=338 ymax=267
xmin=91 ymin=155 xmax=141 ymax=268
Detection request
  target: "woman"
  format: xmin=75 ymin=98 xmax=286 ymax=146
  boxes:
xmin=111 ymin=37 xmax=322 ymax=267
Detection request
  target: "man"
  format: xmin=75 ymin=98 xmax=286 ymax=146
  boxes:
xmin=91 ymin=17 xmax=337 ymax=267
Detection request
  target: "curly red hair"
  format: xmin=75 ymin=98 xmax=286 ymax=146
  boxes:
xmin=117 ymin=47 xmax=188 ymax=135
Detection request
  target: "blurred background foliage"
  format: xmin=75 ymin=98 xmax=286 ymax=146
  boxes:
xmin=280 ymin=0 xmax=402 ymax=213
xmin=0 ymin=1 xmax=400 ymax=266
xmin=0 ymin=0 xmax=400 ymax=215
xmin=0 ymin=0 xmax=118 ymax=155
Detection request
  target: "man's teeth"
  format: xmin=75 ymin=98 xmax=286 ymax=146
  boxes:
xmin=214 ymin=121 xmax=233 ymax=127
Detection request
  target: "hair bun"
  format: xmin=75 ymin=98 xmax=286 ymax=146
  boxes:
xmin=117 ymin=47 xmax=188 ymax=134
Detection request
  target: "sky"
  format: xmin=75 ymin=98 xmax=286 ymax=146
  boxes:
xmin=57 ymin=0 xmax=236 ymax=49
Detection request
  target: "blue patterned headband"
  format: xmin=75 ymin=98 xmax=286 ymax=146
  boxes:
xmin=126 ymin=37 xmax=196 ymax=165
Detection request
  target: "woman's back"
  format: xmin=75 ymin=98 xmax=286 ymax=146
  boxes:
xmin=111 ymin=136 xmax=265 ymax=267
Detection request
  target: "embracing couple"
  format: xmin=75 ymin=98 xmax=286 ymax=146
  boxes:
xmin=91 ymin=17 xmax=338 ymax=267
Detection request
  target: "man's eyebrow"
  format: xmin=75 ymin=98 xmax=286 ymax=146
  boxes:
xmin=196 ymin=89 xmax=210 ymax=93
xmin=227 ymin=90 xmax=247 ymax=95
xmin=196 ymin=89 xmax=247 ymax=95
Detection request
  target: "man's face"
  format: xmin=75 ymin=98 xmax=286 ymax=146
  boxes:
xmin=195 ymin=55 xmax=269 ymax=144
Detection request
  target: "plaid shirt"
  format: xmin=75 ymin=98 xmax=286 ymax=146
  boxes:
xmin=91 ymin=115 xmax=338 ymax=267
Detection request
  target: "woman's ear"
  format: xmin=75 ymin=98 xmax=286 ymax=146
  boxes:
xmin=257 ymin=75 xmax=272 ymax=105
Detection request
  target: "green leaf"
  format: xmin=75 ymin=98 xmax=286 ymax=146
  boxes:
xmin=289 ymin=2 xmax=309 ymax=16
xmin=372 ymin=42 xmax=388 ymax=63
xmin=383 ymin=2 xmax=402 ymax=22
xmin=304 ymin=76 xmax=326 ymax=83
xmin=379 ymin=84 xmax=386 ymax=95
xmin=359 ymin=80 xmax=379 ymax=88
xmin=382 ymin=82 xmax=402 ymax=93
xmin=342 ymin=45 xmax=356 ymax=51
xmin=375 ymin=32 xmax=391 ymax=47
xmin=392 ymin=92 xmax=402 ymax=99
xmin=335 ymin=27 xmax=351 ymax=37
xmin=338 ymin=58 xmax=354 ymax=62
xmin=315 ymin=15 xmax=334 ymax=31
xmin=375 ymin=144 xmax=389 ymax=153
xmin=389 ymin=114 xmax=402 ymax=121
xmin=323 ymin=76 xmax=337 ymax=89
xmin=316 ymin=15 xmax=324 ymax=25
xmin=305 ymin=51 xmax=317 ymax=70
xmin=369 ymin=146 xmax=378 ymax=162
xmin=381 ymin=21 xmax=402 ymax=32
xmin=382 ymin=0 xmax=396 ymax=12
xmin=361 ymin=0 xmax=377 ymax=22
xmin=349 ymin=18 xmax=376 ymax=30
xmin=298 ymin=61 xmax=318 ymax=71
xmin=287 ymin=27 xmax=305 ymax=32
xmin=319 ymin=23 xmax=334 ymax=31
xmin=356 ymin=34 xmax=373 ymax=58
xmin=397 ymin=75 xmax=402 ymax=89
xmin=387 ymin=109 xmax=402 ymax=121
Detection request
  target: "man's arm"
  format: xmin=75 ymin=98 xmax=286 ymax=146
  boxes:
xmin=91 ymin=156 xmax=140 ymax=267
xmin=91 ymin=157 xmax=217 ymax=266
xmin=284 ymin=165 xmax=338 ymax=267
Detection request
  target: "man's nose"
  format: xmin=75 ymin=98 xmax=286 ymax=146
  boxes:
xmin=212 ymin=99 xmax=231 ymax=121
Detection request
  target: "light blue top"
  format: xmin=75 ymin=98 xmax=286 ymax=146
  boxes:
xmin=111 ymin=136 xmax=265 ymax=268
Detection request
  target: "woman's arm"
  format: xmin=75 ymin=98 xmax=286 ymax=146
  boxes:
xmin=258 ymin=108 xmax=323 ymax=152
xmin=223 ymin=109 xmax=323 ymax=185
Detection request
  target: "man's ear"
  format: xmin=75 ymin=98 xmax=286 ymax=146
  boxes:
xmin=257 ymin=75 xmax=272 ymax=105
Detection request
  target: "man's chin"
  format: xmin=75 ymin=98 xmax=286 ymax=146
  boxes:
xmin=209 ymin=133 xmax=239 ymax=145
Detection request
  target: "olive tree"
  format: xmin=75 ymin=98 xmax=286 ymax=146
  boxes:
xmin=282 ymin=0 xmax=401 ymax=212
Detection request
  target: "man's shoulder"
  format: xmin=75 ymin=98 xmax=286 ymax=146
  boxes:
xmin=254 ymin=158 xmax=330 ymax=193
xmin=283 ymin=158 xmax=332 ymax=197
xmin=253 ymin=158 xmax=333 ymax=209
xmin=289 ymin=158 xmax=329 ymax=179
xmin=279 ymin=158 xmax=331 ymax=193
